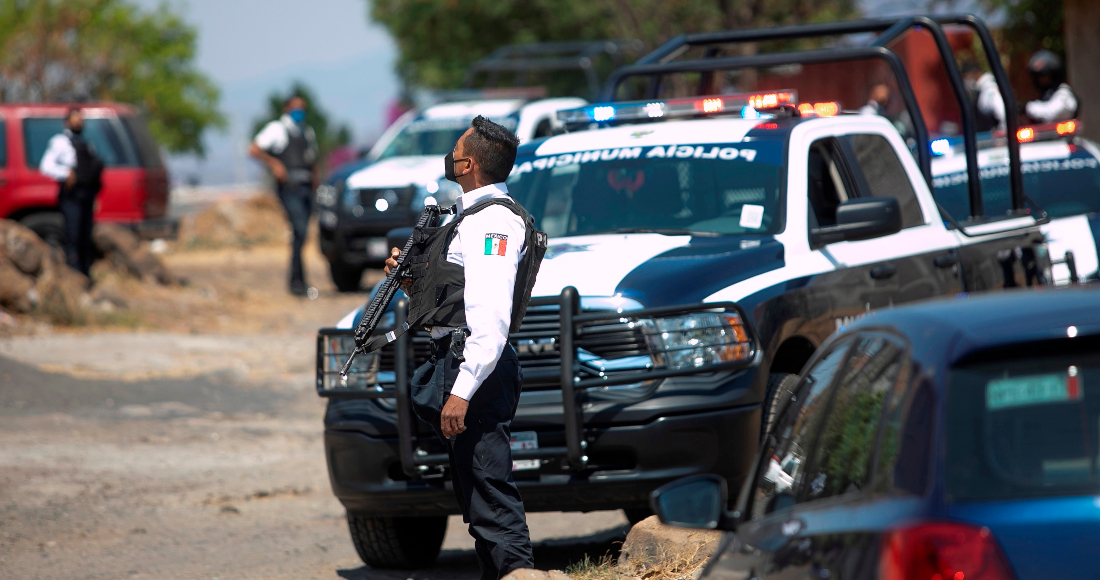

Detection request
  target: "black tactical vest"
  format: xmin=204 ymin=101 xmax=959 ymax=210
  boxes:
xmin=70 ymin=133 xmax=104 ymax=194
xmin=404 ymin=197 xmax=547 ymax=334
xmin=275 ymin=124 xmax=316 ymax=184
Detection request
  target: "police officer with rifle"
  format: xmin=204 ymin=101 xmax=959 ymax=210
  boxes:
xmin=40 ymin=107 xmax=104 ymax=277
xmin=349 ymin=115 xmax=544 ymax=579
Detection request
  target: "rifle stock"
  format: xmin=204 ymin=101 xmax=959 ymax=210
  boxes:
xmin=340 ymin=205 xmax=450 ymax=379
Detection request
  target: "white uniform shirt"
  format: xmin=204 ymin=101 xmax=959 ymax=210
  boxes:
xmin=253 ymin=114 xmax=318 ymax=155
xmin=39 ymin=130 xmax=77 ymax=182
xmin=1026 ymin=83 xmax=1078 ymax=124
xmin=432 ymin=182 xmax=527 ymax=401
xmin=974 ymin=72 xmax=1006 ymax=130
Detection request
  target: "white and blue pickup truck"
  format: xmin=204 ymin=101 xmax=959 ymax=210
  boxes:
xmin=314 ymin=88 xmax=1053 ymax=568
xmin=931 ymin=120 xmax=1100 ymax=284
xmin=316 ymin=93 xmax=586 ymax=290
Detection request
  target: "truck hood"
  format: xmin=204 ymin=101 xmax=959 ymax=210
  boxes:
xmin=532 ymin=233 xmax=785 ymax=307
xmin=335 ymin=233 xmax=785 ymax=328
xmin=345 ymin=156 xmax=442 ymax=189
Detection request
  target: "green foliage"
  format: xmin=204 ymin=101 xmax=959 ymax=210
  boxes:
xmin=0 ymin=0 xmax=225 ymax=155
xmin=250 ymin=81 xmax=352 ymax=171
xmin=369 ymin=0 xmax=858 ymax=93
xmin=976 ymin=0 xmax=1064 ymax=58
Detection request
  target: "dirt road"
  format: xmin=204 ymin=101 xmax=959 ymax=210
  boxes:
xmin=0 ymin=209 xmax=629 ymax=579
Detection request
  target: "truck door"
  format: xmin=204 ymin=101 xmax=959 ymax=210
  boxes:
xmin=0 ymin=117 xmax=9 ymax=215
xmin=833 ymin=133 xmax=965 ymax=302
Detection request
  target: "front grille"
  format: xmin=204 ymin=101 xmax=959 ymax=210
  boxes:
xmin=374 ymin=303 xmax=652 ymax=390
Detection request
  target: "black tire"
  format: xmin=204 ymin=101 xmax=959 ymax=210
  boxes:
xmin=19 ymin=211 xmax=65 ymax=248
xmin=346 ymin=512 xmax=447 ymax=569
xmin=624 ymin=507 xmax=652 ymax=526
xmin=329 ymin=259 xmax=365 ymax=292
xmin=761 ymin=373 xmax=800 ymax=442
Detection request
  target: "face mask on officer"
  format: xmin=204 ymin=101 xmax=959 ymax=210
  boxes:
xmin=289 ymin=109 xmax=306 ymax=124
xmin=444 ymin=148 xmax=472 ymax=183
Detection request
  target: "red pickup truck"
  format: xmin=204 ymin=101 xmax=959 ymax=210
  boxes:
xmin=0 ymin=102 xmax=175 ymax=245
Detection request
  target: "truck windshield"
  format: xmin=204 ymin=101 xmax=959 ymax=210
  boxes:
xmin=946 ymin=346 xmax=1100 ymax=502
xmin=376 ymin=117 xmax=518 ymax=160
xmin=933 ymin=145 xmax=1100 ymax=219
xmin=507 ymin=141 xmax=785 ymax=237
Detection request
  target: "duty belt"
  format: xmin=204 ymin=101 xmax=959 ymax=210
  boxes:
xmin=429 ymin=328 xmax=470 ymax=363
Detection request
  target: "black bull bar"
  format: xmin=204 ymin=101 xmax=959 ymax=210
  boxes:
xmin=316 ymin=286 xmax=759 ymax=477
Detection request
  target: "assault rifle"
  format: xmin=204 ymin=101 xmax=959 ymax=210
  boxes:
xmin=340 ymin=204 xmax=452 ymax=379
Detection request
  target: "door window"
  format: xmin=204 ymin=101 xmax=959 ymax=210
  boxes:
xmin=0 ymin=119 xmax=7 ymax=166
xmin=807 ymin=140 xmax=852 ymax=229
xmin=840 ymin=134 xmax=924 ymax=228
xmin=800 ymin=334 xmax=905 ymax=502
xmin=751 ymin=340 xmax=852 ymax=520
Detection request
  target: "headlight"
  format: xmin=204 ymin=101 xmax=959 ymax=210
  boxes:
xmin=639 ymin=312 xmax=751 ymax=371
xmin=316 ymin=184 xmax=337 ymax=207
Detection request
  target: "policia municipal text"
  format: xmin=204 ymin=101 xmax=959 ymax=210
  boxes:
xmin=385 ymin=116 xmax=541 ymax=579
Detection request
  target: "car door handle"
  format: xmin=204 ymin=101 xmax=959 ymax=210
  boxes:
xmin=869 ymin=264 xmax=897 ymax=279
xmin=933 ymin=252 xmax=959 ymax=268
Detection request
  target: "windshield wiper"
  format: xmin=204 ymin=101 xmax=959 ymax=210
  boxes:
xmin=604 ymin=227 xmax=723 ymax=237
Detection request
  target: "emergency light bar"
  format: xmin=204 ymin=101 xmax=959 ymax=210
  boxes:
xmin=556 ymin=90 xmax=847 ymax=129
xmin=930 ymin=120 xmax=1080 ymax=156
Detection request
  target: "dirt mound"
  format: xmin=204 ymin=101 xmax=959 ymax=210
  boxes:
xmin=0 ymin=219 xmax=88 ymax=320
xmin=93 ymin=223 xmax=178 ymax=285
xmin=178 ymin=192 xmax=289 ymax=249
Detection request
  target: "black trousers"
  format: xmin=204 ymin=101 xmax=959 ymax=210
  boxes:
xmin=415 ymin=341 xmax=534 ymax=579
xmin=58 ymin=190 xmax=96 ymax=276
xmin=276 ymin=181 xmax=312 ymax=287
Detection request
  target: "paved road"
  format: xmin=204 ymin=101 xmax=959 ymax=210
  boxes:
xmin=0 ymin=335 xmax=629 ymax=579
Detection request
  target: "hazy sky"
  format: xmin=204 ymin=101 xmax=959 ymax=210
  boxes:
xmin=131 ymin=0 xmax=398 ymax=185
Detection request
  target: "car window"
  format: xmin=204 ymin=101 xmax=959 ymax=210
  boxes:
xmin=0 ymin=119 xmax=7 ymax=166
xmin=800 ymin=335 xmax=905 ymax=502
xmin=508 ymin=140 xmax=786 ymax=237
xmin=872 ymin=366 xmax=933 ymax=496
xmin=946 ymin=343 xmax=1100 ymax=502
xmin=840 ymin=134 xmax=924 ymax=228
xmin=24 ymin=117 xmax=132 ymax=168
xmin=750 ymin=340 xmax=852 ymax=520
xmin=807 ymin=139 xmax=851 ymax=229
xmin=120 ymin=114 xmax=164 ymax=169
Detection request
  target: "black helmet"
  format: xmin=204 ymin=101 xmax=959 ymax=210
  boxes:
xmin=1028 ymin=50 xmax=1063 ymax=76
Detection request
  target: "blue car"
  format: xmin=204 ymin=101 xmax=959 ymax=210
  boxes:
xmin=651 ymin=288 xmax=1100 ymax=580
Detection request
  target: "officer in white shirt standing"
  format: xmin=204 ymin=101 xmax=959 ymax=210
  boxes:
xmin=249 ymin=94 xmax=319 ymax=296
xmin=39 ymin=108 xmax=104 ymax=277
xmin=385 ymin=116 xmax=533 ymax=579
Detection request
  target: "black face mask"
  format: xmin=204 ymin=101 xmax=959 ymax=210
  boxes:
xmin=69 ymin=126 xmax=83 ymax=135
xmin=444 ymin=149 xmax=471 ymax=183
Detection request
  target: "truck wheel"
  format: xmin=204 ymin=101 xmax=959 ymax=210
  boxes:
xmin=761 ymin=373 xmax=800 ymax=442
xmin=329 ymin=260 xmax=365 ymax=292
xmin=347 ymin=512 xmax=447 ymax=569
xmin=19 ymin=212 xmax=65 ymax=248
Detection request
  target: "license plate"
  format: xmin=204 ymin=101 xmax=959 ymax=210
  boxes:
xmin=510 ymin=431 xmax=539 ymax=471
xmin=366 ymin=238 xmax=389 ymax=259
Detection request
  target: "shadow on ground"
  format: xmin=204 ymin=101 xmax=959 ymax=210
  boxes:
xmin=337 ymin=524 xmax=630 ymax=579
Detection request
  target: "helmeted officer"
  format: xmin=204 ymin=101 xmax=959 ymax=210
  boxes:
xmin=39 ymin=107 xmax=104 ymax=277
xmin=385 ymin=115 xmax=534 ymax=579
xmin=1024 ymin=50 xmax=1078 ymax=124
xmin=250 ymin=94 xmax=319 ymax=296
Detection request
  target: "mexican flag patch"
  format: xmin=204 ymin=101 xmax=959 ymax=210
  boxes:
xmin=484 ymin=233 xmax=508 ymax=256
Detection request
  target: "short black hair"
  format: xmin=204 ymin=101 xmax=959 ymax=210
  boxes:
xmin=465 ymin=115 xmax=520 ymax=183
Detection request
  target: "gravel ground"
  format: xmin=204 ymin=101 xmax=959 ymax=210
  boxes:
xmin=0 ymin=223 xmax=630 ymax=579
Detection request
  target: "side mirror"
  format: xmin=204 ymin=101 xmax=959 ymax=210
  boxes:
xmin=811 ymin=197 xmax=902 ymax=246
xmin=650 ymin=474 xmax=729 ymax=530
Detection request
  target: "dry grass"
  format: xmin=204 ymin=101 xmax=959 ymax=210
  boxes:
xmin=565 ymin=541 xmax=712 ymax=580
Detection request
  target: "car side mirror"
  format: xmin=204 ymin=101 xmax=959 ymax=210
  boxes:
xmin=650 ymin=474 xmax=733 ymax=530
xmin=811 ymin=197 xmax=902 ymax=247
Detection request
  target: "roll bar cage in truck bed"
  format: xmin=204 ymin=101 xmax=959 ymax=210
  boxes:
xmin=599 ymin=14 xmax=1035 ymax=228
xmin=318 ymin=14 xmax=1039 ymax=478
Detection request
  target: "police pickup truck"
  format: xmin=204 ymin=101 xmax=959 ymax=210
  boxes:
xmin=931 ymin=120 xmax=1100 ymax=284
xmin=316 ymin=16 xmax=1052 ymax=569
xmin=316 ymin=91 xmax=585 ymax=290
